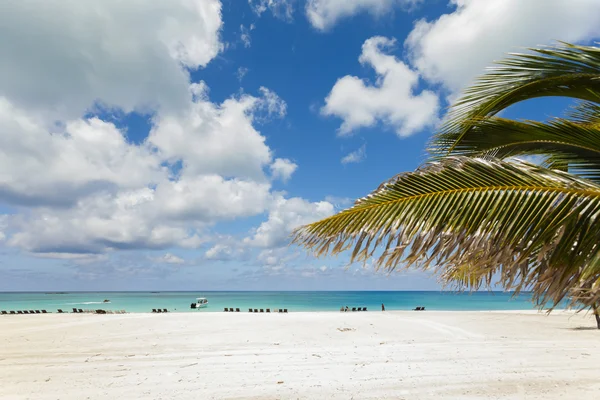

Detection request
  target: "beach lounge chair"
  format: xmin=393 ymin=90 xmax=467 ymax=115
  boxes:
xmin=413 ymin=306 xmax=423 ymax=311
xmin=278 ymin=309 xmax=283 ymax=313
xmin=254 ymin=309 xmax=258 ymax=313
xmin=42 ymin=310 xmax=48 ymax=313
xmin=29 ymin=310 xmax=35 ymax=313
xmin=229 ymin=308 xmax=234 ymax=312
xmin=78 ymin=309 xmax=83 ymax=313
xmin=224 ymin=307 xmax=228 ymax=312
xmin=236 ymin=308 xmax=240 ymax=312
xmin=57 ymin=309 xmax=63 ymax=313
xmin=157 ymin=309 xmax=162 ymax=313
xmin=10 ymin=311 xmax=16 ymax=314
xmin=23 ymin=310 xmax=29 ymax=314
xmin=1 ymin=310 xmax=7 ymax=315
xmin=35 ymin=310 xmax=41 ymax=313
xmin=266 ymin=308 xmax=270 ymax=313
xmin=421 ymin=307 xmax=426 ymax=311
xmin=152 ymin=309 xmax=157 ymax=313
xmin=249 ymin=308 xmax=253 ymax=312
xmin=260 ymin=309 xmax=264 ymax=313
xmin=72 ymin=308 xmax=77 ymax=313
xmin=283 ymin=309 xmax=288 ymax=313
xmin=352 ymin=307 xmax=356 ymax=312
xmin=163 ymin=309 xmax=168 ymax=313
xmin=17 ymin=310 xmax=23 ymax=314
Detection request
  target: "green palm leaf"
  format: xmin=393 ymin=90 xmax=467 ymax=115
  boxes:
xmin=430 ymin=42 xmax=600 ymax=157
xmin=292 ymin=157 xmax=600 ymax=309
xmin=565 ymin=101 xmax=600 ymax=125
xmin=431 ymin=117 xmax=600 ymax=181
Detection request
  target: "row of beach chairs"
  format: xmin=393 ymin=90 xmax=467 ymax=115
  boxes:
xmin=413 ymin=306 xmax=426 ymax=311
xmin=341 ymin=307 xmax=368 ymax=312
xmin=55 ymin=308 xmax=126 ymax=314
xmin=1 ymin=309 xmax=49 ymax=315
xmin=223 ymin=308 xmax=288 ymax=313
xmin=152 ymin=309 xmax=169 ymax=313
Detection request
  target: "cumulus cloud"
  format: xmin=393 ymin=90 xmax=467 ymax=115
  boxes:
xmin=2 ymin=79 xmax=288 ymax=255
xmin=270 ymin=158 xmax=298 ymax=182
xmin=0 ymin=0 xmax=223 ymax=122
xmin=249 ymin=0 xmax=295 ymax=21
xmin=152 ymin=253 xmax=185 ymax=264
xmin=323 ymin=36 xmax=439 ymax=137
xmin=306 ymin=0 xmax=421 ymax=31
xmin=341 ymin=144 xmax=366 ymax=164
xmin=405 ymin=0 xmax=600 ymax=93
xmin=245 ymin=196 xmax=335 ymax=248
xmin=149 ymin=84 xmax=277 ymax=181
xmin=0 ymin=99 xmax=163 ymax=207
xmin=0 ymin=0 xmax=329 ymax=263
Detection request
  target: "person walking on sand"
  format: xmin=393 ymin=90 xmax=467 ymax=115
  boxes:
xmin=381 ymin=303 xmax=385 ymax=311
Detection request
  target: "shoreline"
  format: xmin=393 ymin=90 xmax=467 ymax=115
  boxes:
xmin=1 ymin=311 xmax=598 ymax=399
xmin=0 ymin=308 xmax=580 ymax=315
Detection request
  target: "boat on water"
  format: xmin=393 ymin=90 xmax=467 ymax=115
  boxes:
xmin=190 ymin=297 xmax=208 ymax=309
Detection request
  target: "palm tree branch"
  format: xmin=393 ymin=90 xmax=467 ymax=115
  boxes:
xmin=430 ymin=117 xmax=600 ymax=180
xmin=293 ymin=157 xmax=600 ymax=309
xmin=430 ymin=42 xmax=600 ymax=157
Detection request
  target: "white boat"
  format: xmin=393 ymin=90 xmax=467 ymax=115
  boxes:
xmin=190 ymin=297 xmax=208 ymax=309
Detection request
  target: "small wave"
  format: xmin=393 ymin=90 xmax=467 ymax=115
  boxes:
xmin=65 ymin=301 xmax=107 ymax=305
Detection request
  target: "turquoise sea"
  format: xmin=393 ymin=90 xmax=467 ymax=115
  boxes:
xmin=0 ymin=291 xmax=551 ymax=313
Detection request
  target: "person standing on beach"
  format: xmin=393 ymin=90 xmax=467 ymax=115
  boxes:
xmin=381 ymin=303 xmax=385 ymax=311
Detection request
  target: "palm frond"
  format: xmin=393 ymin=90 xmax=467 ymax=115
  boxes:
xmin=431 ymin=42 xmax=600 ymax=157
xmin=565 ymin=101 xmax=600 ymax=125
xmin=430 ymin=117 xmax=600 ymax=181
xmin=292 ymin=157 xmax=600 ymax=309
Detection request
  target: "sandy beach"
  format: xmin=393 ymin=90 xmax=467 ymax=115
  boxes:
xmin=1 ymin=311 xmax=598 ymax=399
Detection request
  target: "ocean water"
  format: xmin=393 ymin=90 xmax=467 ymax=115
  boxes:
xmin=0 ymin=291 xmax=550 ymax=313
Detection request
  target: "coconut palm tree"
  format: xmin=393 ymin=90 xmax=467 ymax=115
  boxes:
xmin=292 ymin=43 xmax=600 ymax=328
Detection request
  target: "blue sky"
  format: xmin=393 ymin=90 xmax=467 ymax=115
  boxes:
xmin=1 ymin=0 xmax=600 ymax=291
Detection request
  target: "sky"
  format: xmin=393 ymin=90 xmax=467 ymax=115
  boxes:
xmin=1 ymin=0 xmax=600 ymax=291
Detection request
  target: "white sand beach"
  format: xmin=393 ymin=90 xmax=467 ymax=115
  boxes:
xmin=1 ymin=311 xmax=598 ymax=399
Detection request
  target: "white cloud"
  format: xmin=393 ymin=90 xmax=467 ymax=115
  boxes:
xmin=306 ymin=0 xmax=421 ymax=31
xmin=249 ymin=0 xmax=295 ymax=21
xmin=341 ymin=144 xmax=366 ymax=164
xmin=152 ymin=253 xmax=185 ymax=264
xmin=258 ymin=87 xmax=288 ymax=119
xmin=0 ymin=0 xmax=223 ymax=122
xmin=322 ymin=36 xmax=439 ymax=137
xmin=1 ymin=80 xmax=286 ymax=256
xmin=149 ymin=84 xmax=280 ymax=181
xmin=205 ymin=239 xmax=250 ymax=261
xmin=7 ymin=172 xmax=271 ymax=254
xmin=240 ymin=24 xmax=255 ymax=48
xmin=270 ymin=158 xmax=298 ymax=182
xmin=236 ymin=67 xmax=249 ymax=82
xmin=0 ymin=98 xmax=163 ymax=206
xmin=154 ymin=175 xmax=271 ymax=222
xmin=405 ymin=0 xmax=600 ymax=94
xmin=324 ymin=195 xmax=353 ymax=209
xmin=245 ymin=196 xmax=335 ymax=248
xmin=7 ymin=189 xmax=201 ymax=254
xmin=0 ymin=1 xmax=329 ymax=263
